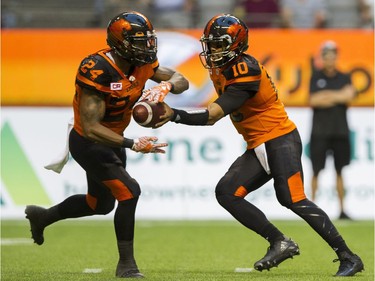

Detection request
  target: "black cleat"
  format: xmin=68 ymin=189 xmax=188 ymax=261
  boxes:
xmin=116 ymin=261 xmax=144 ymax=278
xmin=254 ymin=236 xmax=300 ymax=271
xmin=25 ymin=205 xmax=47 ymax=245
xmin=334 ymin=252 xmax=364 ymax=277
xmin=117 ymin=269 xmax=144 ymax=278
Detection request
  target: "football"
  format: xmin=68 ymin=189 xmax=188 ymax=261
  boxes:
xmin=132 ymin=101 xmax=166 ymax=128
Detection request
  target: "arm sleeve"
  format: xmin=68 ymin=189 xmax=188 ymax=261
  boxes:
xmin=215 ymin=82 xmax=258 ymax=115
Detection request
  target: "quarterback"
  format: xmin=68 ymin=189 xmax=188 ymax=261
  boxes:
xmin=153 ymin=14 xmax=363 ymax=277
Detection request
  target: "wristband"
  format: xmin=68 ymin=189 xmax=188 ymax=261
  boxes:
xmin=171 ymin=108 xmax=209 ymax=125
xmin=171 ymin=109 xmax=179 ymax=122
xmin=121 ymin=138 xmax=134 ymax=148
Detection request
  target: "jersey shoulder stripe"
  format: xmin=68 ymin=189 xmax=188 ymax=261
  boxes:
xmin=76 ymin=50 xmax=122 ymax=89
xmin=223 ymin=55 xmax=262 ymax=87
xmin=223 ymin=55 xmax=261 ymax=79
xmin=75 ymin=73 xmax=111 ymax=94
xmin=226 ymin=75 xmax=262 ymax=85
xmin=75 ymin=50 xmax=125 ymax=95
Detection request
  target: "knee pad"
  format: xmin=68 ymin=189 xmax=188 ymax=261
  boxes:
xmin=127 ymin=178 xmax=141 ymax=198
xmin=86 ymin=194 xmax=115 ymax=215
xmin=276 ymin=194 xmax=293 ymax=209
xmin=215 ymin=179 xmax=231 ymax=207
xmin=216 ymin=193 xmax=238 ymax=209
xmin=95 ymin=200 xmax=115 ymax=215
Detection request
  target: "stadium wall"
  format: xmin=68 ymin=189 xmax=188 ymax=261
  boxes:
xmin=1 ymin=29 xmax=373 ymax=107
xmin=1 ymin=107 xmax=374 ymax=219
xmin=1 ymin=29 xmax=374 ymax=219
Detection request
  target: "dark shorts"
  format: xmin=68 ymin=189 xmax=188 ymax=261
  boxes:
xmin=310 ymin=135 xmax=351 ymax=175
xmin=69 ymin=129 xmax=140 ymax=203
xmin=216 ymin=129 xmax=306 ymax=206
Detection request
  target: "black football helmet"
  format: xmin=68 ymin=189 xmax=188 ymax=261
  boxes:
xmin=107 ymin=11 xmax=157 ymax=66
xmin=199 ymin=14 xmax=249 ymax=69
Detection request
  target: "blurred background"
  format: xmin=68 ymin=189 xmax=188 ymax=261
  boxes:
xmin=1 ymin=0 xmax=374 ymax=29
xmin=1 ymin=0 xmax=374 ymax=220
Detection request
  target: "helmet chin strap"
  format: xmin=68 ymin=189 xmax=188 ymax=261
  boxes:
xmin=210 ymin=50 xmax=237 ymax=68
xmin=228 ymin=51 xmax=236 ymax=59
xmin=113 ymin=46 xmax=156 ymax=67
xmin=113 ymin=48 xmax=125 ymax=59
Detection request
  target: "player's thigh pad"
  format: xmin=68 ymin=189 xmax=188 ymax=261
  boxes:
xmin=266 ymin=130 xmax=306 ymax=207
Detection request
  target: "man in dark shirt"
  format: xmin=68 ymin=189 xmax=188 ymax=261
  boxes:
xmin=309 ymin=40 xmax=356 ymax=220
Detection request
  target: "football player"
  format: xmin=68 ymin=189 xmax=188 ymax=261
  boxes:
xmin=154 ymin=14 xmax=363 ymax=277
xmin=25 ymin=11 xmax=188 ymax=278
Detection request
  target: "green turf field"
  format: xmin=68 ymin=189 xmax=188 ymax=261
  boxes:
xmin=1 ymin=219 xmax=373 ymax=281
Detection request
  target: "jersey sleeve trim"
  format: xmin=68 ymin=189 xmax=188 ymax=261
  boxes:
xmin=76 ymin=73 xmax=112 ymax=94
xmin=226 ymin=75 xmax=262 ymax=86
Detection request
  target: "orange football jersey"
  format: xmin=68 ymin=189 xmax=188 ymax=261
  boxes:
xmin=73 ymin=48 xmax=158 ymax=136
xmin=210 ymin=55 xmax=296 ymax=149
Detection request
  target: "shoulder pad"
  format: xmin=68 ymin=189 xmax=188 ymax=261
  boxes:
xmin=222 ymin=55 xmax=261 ymax=80
xmin=77 ymin=54 xmax=113 ymax=87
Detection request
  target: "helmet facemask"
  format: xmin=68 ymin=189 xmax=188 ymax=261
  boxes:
xmin=199 ymin=14 xmax=249 ymax=69
xmin=199 ymin=34 xmax=236 ymax=69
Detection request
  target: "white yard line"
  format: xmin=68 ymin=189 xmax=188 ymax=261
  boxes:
xmin=82 ymin=268 xmax=103 ymax=273
xmin=234 ymin=267 xmax=254 ymax=273
xmin=1 ymin=238 xmax=33 ymax=245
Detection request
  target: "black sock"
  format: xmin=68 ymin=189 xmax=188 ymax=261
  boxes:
xmin=44 ymin=205 xmax=62 ymax=226
xmin=217 ymin=194 xmax=284 ymax=243
xmin=114 ymin=197 xmax=139 ymax=241
xmin=290 ymin=199 xmax=353 ymax=256
xmin=57 ymin=194 xmax=95 ymax=219
xmin=260 ymin=223 xmax=285 ymax=244
xmin=117 ymin=240 xmax=137 ymax=266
